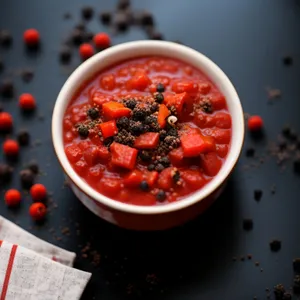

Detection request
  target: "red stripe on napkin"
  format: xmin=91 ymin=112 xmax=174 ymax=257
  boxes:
xmin=0 ymin=244 xmax=18 ymax=300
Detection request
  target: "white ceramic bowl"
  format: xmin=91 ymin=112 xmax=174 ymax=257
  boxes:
xmin=52 ymin=40 xmax=244 ymax=230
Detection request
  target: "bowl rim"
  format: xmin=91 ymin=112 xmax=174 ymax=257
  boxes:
xmin=52 ymin=40 xmax=244 ymax=215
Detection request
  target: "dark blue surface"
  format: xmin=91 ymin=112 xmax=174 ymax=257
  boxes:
xmin=1 ymin=0 xmax=300 ymax=299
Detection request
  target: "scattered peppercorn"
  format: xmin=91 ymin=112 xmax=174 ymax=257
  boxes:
xmin=283 ymin=56 xmax=293 ymax=66
xmin=21 ymin=69 xmax=34 ymax=83
xmin=282 ymin=292 xmax=292 ymax=300
xmin=243 ymin=218 xmax=253 ymax=231
xmin=63 ymin=12 xmax=72 ymax=19
xmin=139 ymin=150 xmax=152 ymax=162
xmin=274 ymin=284 xmax=285 ymax=299
xmin=71 ymin=29 xmax=85 ymax=45
xmin=0 ymin=164 xmax=13 ymax=182
xmin=0 ymin=58 xmax=3 ymax=72
xmin=5 ymin=189 xmax=21 ymax=207
xmin=29 ymin=202 xmax=47 ymax=221
xmin=19 ymin=93 xmax=36 ymax=111
xmin=294 ymin=275 xmax=300 ymax=293
xmin=154 ymin=93 xmax=164 ymax=104
xmin=117 ymin=0 xmax=131 ymax=10
xmin=0 ymin=30 xmax=12 ymax=46
xmin=254 ymin=189 xmax=263 ymax=201
xmin=246 ymin=147 xmax=255 ymax=157
xmin=157 ymin=157 xmax=170 ymax=167
xmin=138 ymin=11 xmax=154 ymax=26
xmin=87 ymin=107 xmax=99 ymax=120
xmin=139 ymin=180 xmax=149 ymax=191
xmin=145 ymin=115 xmax=159 ymax=131
xmin=148 ymin=30 xmax=164 ymax=40
xmin=30 ymin=183 xmax=47 ymax=201
xmin=156 ymin=83 xmax=165 ymax=93
xmin=167 ymin=127 xmax=178 ymax=137
xmin=114 ymin=129 xmax=135 ymax=146
xmin=150 ymin=102 xmax=159 ymax=113
xmin=0 ymin=112 xmax=13 ymax=132
xmin=282 ymin=125 xmax=291 ymax=137
xmin=79 ymin=43 xmax=94 ymax=60
xmin=103 ymin=136 xmax=114 ymax=147
xmin=60 ymin=46 xmax=72 ymax=63
xmin=81 ymin=6 xmax=94 ymax=20
xmin=100 ymin=11 xmax=112 ymax=24
xmin=129 ymin=120 xmax=144 ymax=135
xmin=20 ymin=169 xmax=35 ymax=188
xmin=155 ymin=163 xmax=165 ymax=172
xmin=0 ymin=79 xmax=14 ymax=97
xmin=293 ymin=258 xmax=300 ymax=273
xmin=17 ymin=129 xmax=30 ymax=146
xmin=147 ymin=164 xmax=155 ymax=171
xmin=270 ymin=239 xmax=281 ymax=252
xmin=132 ymin=107 xmax=148 ymax=121
xmin=23 ymin=29 xmax=40 ymax=47
xmin=93 ymin=32 xmax=111 ymax=49
xmin=293 ymin=158 xmax=300 ymax=173
xmin=114 ymin=13 xmax=129 ymax=31
xmin=78 ymin=125 xmax=89 ymax=138
xmin=199 ymin=98 xmax=213 ymax=113
xmin=172 ymin=169 xmax=180 ymax=183
xmin=156 ymin=190 xmax=166 ymax=202
xmin=116 ymin=116 xmax=130 ymax=129
xmin=124 ymin=99 xmax=137 ymax=109
xmin=3 ymin=139 xmax=19 ymax=157
xmin=247 ymin=254 xmax=252 ymax=260
xmin=27 ymin=160 xmax=39 ymax=174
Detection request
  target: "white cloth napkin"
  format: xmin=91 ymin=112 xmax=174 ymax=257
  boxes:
xmin=0 ymin=216 xmax=91 ymax=300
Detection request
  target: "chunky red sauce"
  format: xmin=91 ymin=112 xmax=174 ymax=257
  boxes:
xmin=63 ymin=56 xmax=232 ymax=206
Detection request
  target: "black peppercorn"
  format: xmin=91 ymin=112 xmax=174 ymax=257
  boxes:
xmin=114 ymin=13 xmax=129 ymax=31
xmin=27 ymin=160 xmax=39 ymax=174
xmin=71 ymin=29 xmax=85 ymax=45
xmin=21 ymin=69 xmax=34 ymax=83
xmin=147 ymin=164 xmax=155 ymax=171
xmin=156 ymin=83 xmax=165 ymax=93
xmin=87 ymin=107 xmax=99 ymax=120
xmin=158 ymin=157 xmax=170 ymax=167
xmin=155 ymin=93 xmax=164 ymax=104
xmin=155 ymin=163 xmax=165 ymax=172
xmin=283 ymin=56 xmax=293 ymax=66
xmin=139 ymin=151 xmax=152 ymax=162
xmin=60 ymin=46 xmax=72 ymax=63
xmin=0 ymin=58 xmax=3 ymax=72
xmin=254 ymin=189 xmax=263 ymax=201
xmin=294 ymin=275 xmax=300 ymax=293
xmin=0 ymin=30 xmax=12 ymax=46
xmin=78 ymin=125 xmax=89 ymax=138
xmin=156 ymin=190 xmax=166 ymax=202
xmin=117 ymin=116 xmax=129 ymax=129
xmin=124 ymin=99 xmax=137 ymax=110
xmin=172 ymin=170 xmax=180 ymax=183
xmin=117 ymin=0 xmax=131 ymax=10
xmin=20 ymin=169 xmax=35 ymax=189
xmin=1 ymin=79 xmax=14 ymax=97
xmin=133 ymin=108 xmax=147 ymax=121
xmin=243 ymin=219 xmax=253 ymax=231
xmin=130 ymin=121 xmax=144 ymax=135
xmin=0 ymin=164 xmax=13 ymax=182
xmin=246 ymin=147 xmax=255 ymax=157
xmin=150 ymin=102 xmax=159 ymax=113
xmin=140 ymin=180 xmax=149 ymax=191
xmin=270 ymin=240 xmax=281 ymax=252
xmin=167 ymin=128 xmax=178 ymax=137
xmin=81 ymin=6 xmax=94 ymax=20
xmin=100 ymin=11 xmax=112 ymax=24
xmin=17 ymin=130 xmax=30 ymax=146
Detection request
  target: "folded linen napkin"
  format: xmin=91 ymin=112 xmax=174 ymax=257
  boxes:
xmin=0 ymin=216 xmax=91 ymax=300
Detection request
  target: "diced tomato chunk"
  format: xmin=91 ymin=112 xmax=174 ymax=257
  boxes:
xmin=210 ymin=93 xmax=226 ymax=110
xmin=78 ymin=140 xmax=91 ymax=151
xmin=216 ymin=144 xmax=229 ymax=158
xmin=129 ymin=192 xmax=156 ymax=206
xmin=181 ymin=169 xmax=206 ymax=189
xmin=214 ymin=112 xmax=232 ymax=129
xmin=74 ymin=160 xmax=88 ymax=176
xmin=212 ymin=129 xmax=231 ymax=144
xmin=127 ymin=71 xmax=151 ymax=91
xmin=201 ymin=152 xmax=222 ymax=176
xmin=110 ymin=142 xmax=138 ymax=170
xmin=199 ymin=83 xmax=211 ymax=94
xmin=164 ymin=92 xmax=188 ymax=115
xmin=194 ymin=113 xmax=216 ymax=128
xmin=65 ymin=144 xmax=82 ymax=163
xmin=98 ymin=146 xmax=110 ymax=160
xmin=100 ymin=74 xmax=116 ymax=90
xmin=91 ymin=92 xmax=112 ymax=107
xmin=124 ymin=169 xmax=143 ymax=187
xmin=102 ymin=102 xmax=131 ymax=119
xmin=172 ymin=81 xmax=198 ymax=94
xmin=157 ymin=104 xmax=170 ymax=128
xmin=83 ymin=146 xmax=100 ymax=165
xmin=168 ymin=147 xmax=184 ymax=166
xmin=134 ymin=132 xmax=159 ymax=149
xmin=88 ymin=165 xmax=104 ymax=180
xmin=99 ymin=120 xmax=118 ymax=139
xmin=144 ymin=171 xmax=159 ymax=187
xmin=99 ymin=177 xmax=122 ymax=197
xmin=157 ymin=167 xmax=174 ymax=190
xmin=181 ymin=133 xmax=215 ymax=157
xmin=201 ymin=136 xmax=216 ymax=152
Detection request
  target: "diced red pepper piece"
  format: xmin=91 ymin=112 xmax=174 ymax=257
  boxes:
xmin=102 ymin=102 xmax=131 ymax=119
xmin=211 ymin=129 xmax=231 ymax=144
xmin=201 ymin=152 xmax=222 ymax=176
xmin=65 ymin=144 xmax=82 ymax=163
xmin=83 ymin=146 xmax=100 ymax=165
xmin=181 ymin=170 xmax=206 ymax=189
xmin=157 ymin=104 xmax=170 ymax=128
xmin=172 ymin=81 xmax=198 ymax=94
xmin=168 ymin=147 xmax=184 ymax=166
xmin=134 ymin=132 xmax=159 ymax=149
xmin=99 ymin=177 xmax=122 ymax=197
xmin=126 ymin=70 xmax=151 ymax=91
xmin=210 ymin=93 xmax=226 ymax=110
xmin=144 ymin=171 xmax=159 ymax=187
xmin=164 ymin=92 xmax=188 ymax=114
xmin=201 ymin=135 xmax=216 ymax=152
xmin=214 ymin=112 xmax=232 ymax=129
xmin=110 ymin=142 xmax=138 ymax=170
xmin=124 ymin=169 xmax=143 ymax=187
xmin=74 ymin=160 xmax=88 ymax=176
xmin=99 ymin=120 xmax=118 ymax=139
xmin=180 ymin=134 xmax=205 ymax=157
xmin=216 ymin=144 xmax=229 ymax=158
xmin=98 ymin=146 xmax=110 ymax=160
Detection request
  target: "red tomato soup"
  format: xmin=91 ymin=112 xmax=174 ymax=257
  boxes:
xmin=63 ymin=56 xmax=232 ymax=206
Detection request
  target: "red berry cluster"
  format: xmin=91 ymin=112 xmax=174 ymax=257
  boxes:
xmin=4 ymin=184 xmax=48 ymax=221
